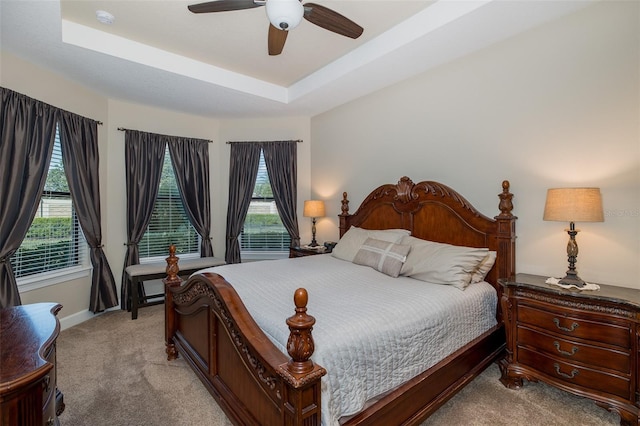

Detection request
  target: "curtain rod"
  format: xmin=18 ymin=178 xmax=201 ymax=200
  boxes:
xmin=117 ymin=127 xmax=213 ymax=143
xmin=225 ymin=139 xmax=303 ymax=144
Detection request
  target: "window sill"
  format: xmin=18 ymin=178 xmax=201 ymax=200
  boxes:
xmin=139 ymin=252 xmax=200 ymax=264
xmin=17 ymin=266 xmax=92 ymax=292
xmin=241 ymin=251 xmax=289 ymax=261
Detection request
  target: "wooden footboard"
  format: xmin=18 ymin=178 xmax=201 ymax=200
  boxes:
xmin=164 ymin=251 xmax=326 ymax=425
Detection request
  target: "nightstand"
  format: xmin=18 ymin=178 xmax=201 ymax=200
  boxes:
xmin=289 ymin=246 xmax=327 ymax=258
xmin=498 ymin=273 xmax=640 ymax=426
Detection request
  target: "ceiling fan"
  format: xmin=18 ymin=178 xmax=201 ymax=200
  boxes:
xmin=187 ymin=0 xmax=364 ymax=56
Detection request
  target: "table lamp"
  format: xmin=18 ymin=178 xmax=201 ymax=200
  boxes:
xmin=543 ymin=187 xmax=604 ymax=287
xmin=303 ymin=200 xmax=325 ymax=247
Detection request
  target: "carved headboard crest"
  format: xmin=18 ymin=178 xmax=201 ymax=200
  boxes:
xmin=375 ymin=176 xmax=419 ymax=204
xmin=346 ymin=176 xmax=476 ymax=214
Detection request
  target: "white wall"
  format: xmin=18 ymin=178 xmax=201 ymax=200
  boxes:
xmin=310 ymin=1 xmax=640 ymax=289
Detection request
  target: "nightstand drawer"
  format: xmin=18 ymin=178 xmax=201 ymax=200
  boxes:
xmin=518 ymin=304 xmax=631 ymax=349
xmin=517 ymin=326 xmax=631 ymax=373
xmin=518 ymin=347 xmax=632 ymax=400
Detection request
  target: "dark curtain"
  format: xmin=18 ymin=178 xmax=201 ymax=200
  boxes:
xmin=121 ymin=130 xmax=166 ymax=309
xmin=262 ymin=141 xmax=300 ymax=248
xmin=58 ymin=111 xmax=118 ymax=313
xmin=0 ymin=88 xmax=58 ymax=308
xmin=168 ymin=138 xmax=214 ymax=257
xmin=225 ymin=143 xmax=261 ymax=264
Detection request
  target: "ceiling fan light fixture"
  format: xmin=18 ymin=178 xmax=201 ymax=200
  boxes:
xmin=265 ymin=0 xmax=304 ymax=31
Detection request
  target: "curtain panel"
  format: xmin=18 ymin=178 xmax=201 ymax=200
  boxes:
xmin=168 ymin=138 xmax=214 ymax=257
xmin=225 ymin=143 xmax=261 ymax=264
xmin=121 ymin=130 xmax=166 ymax=309
xmin=0 ymin=88 xmax=58 ymax=308
xmin=261 ymin=141 xmax=301 ymax=248
xmin=59 ymin=111 xmax=118 ymax=313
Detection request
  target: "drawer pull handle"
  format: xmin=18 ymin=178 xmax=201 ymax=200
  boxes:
xmin=554 ymin=341 xmax=578 ymax=356
xmin=554 ymin=363 xmax=579 ymax=379
xmin=553 ymin=318 xmax=579 ymax=332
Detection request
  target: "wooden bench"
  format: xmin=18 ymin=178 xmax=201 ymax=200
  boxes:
xmin=125 ymin=256 xmax=225 ymax=319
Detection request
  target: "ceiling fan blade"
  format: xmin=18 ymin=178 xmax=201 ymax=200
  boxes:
xmin=188 ymin=0 xmax=262 ymax=14
xmin=268 ymin=24 xmax=288 ymax=55
xmin=303 ymin=3 xmax=363 ymax=39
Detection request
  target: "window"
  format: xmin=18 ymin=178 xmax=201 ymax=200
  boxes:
xmin=138 ymin=145 xmax=199 ymax=261
xmin=11 ymin=127 xmax=86 ymax=279
xmin=240 ymin=151 xmax=289 ymax=254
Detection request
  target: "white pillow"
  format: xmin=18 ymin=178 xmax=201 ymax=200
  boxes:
xmin=352 ymin=238 xmax=411 ymax=278
xmin=470 ymin=251 xmax=497 ymax=283
xmin=331 ymin=226 xmax=410 ymax=262
xmin=399 ymin=236 xmax=489 ymax=290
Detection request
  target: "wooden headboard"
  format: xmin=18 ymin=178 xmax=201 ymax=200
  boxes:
xmin=338 ymin=177 xmax=517 ymax=290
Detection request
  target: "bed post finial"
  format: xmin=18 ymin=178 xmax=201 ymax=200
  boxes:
xmin=341 ymin=192 xmax=349 ymax=215
xmin=497 ymin=180 xmax=514 ymax=218
xmin=164 ymin=244 xmax=181 ymax=287
xmin=285 ymin=288 xmax=316 ymax=374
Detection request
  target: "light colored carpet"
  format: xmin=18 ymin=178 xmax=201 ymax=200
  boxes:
xmin=57 ymin=304 xmax=621 ymax=425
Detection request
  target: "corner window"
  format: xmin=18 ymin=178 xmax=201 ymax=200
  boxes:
xmin=12 ymin=127 xmax=87 ymax=280
xmin=240 ymin=151 xmax=289 ymax=255
xmin=138 ymin=145 xmax=199 ymax=261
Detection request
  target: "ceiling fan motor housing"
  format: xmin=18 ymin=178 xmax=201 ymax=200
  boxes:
xmin=265 ymin=0 xmax=304 ymax=30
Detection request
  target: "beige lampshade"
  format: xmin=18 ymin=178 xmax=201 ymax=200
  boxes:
xmin=543 ymin=188 xmax=604 ymax=222
xmin=303 ymin=200 xmax=325 ymax=218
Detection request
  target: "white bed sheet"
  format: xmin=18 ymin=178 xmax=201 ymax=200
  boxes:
xmin=198 ymin=254 xmax=497 ymax=426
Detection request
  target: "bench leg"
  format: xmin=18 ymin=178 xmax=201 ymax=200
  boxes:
xmin=131 ymin=277 xmax=139 ymax=320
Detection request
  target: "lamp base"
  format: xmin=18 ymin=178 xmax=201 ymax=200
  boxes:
xmin=558 ymin=273 xmax=586 ymax=288
xmin=558 ymin=222 xmax=586 ymax=288
xmin=309 ymin=217 xmax=319 ymax=247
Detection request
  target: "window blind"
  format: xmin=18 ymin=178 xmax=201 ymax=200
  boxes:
xmin=240 ymin=151 xmax=289 ymax=252
xmin=12 ymin=128 xmax=85 ymax=278
xmin=138 ymin=146 xmax=199 ymax=259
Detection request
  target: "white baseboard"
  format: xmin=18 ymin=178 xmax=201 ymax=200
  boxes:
xmin=59 ymin=305 xmax=119 ymax=331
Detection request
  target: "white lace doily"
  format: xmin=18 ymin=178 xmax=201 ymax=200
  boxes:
xmin=545 ymin=277 xmax=600 ymax=291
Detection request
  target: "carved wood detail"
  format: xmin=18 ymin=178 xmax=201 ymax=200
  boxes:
xmin=515 ymin=290 xmax=635 ymax=318
xmin=497 ymin=180 xmax=514 ymax=218
xmin=171 ymin=279 xmax=282 ymax=398
xmin=277 ymin=363 xmax=327 ymax=388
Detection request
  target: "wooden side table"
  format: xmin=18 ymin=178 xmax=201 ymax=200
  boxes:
xmin=0 ymin=303 xmax=65 ymax=426
xmin=499 ymin=273 xmax=640 ymax=425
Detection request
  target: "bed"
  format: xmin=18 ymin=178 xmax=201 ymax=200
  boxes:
xmin=163 ymin=176 xmax=517 ymax=425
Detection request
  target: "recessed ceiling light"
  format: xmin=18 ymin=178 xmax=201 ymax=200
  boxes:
xmin=96 ymin=10 xmax=115 ymax=25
